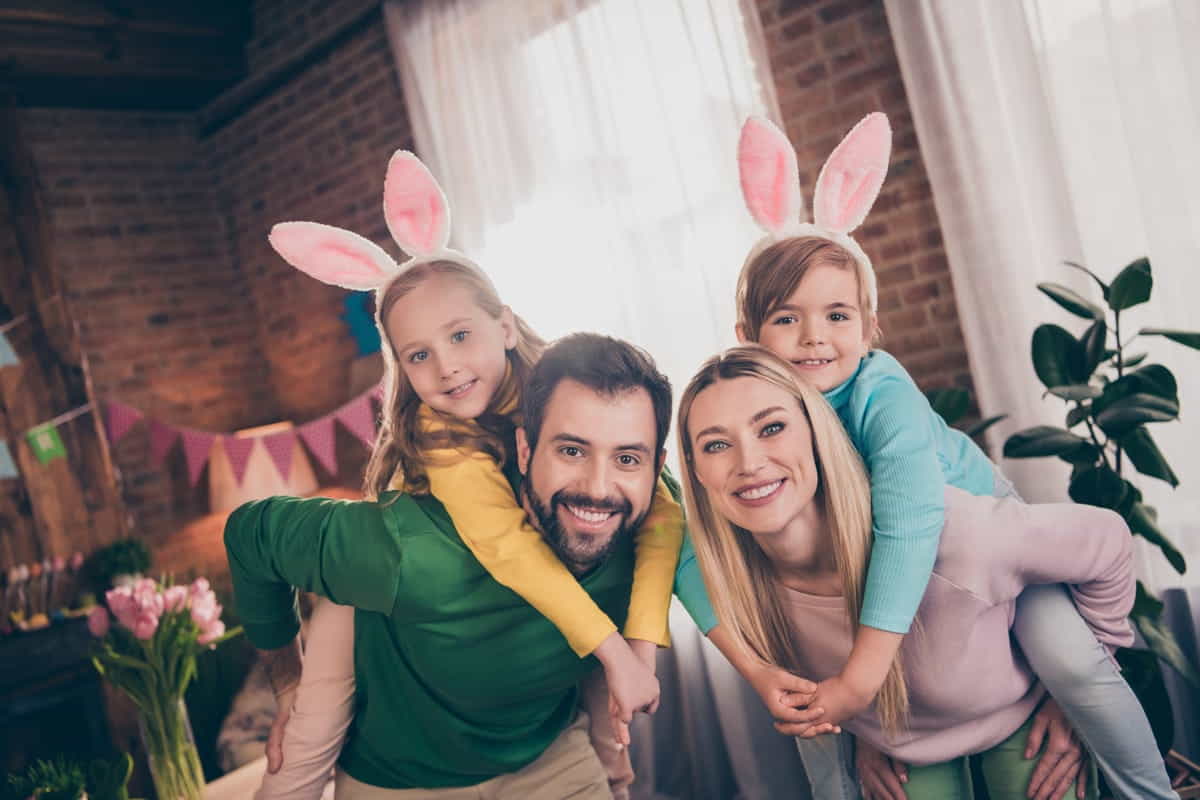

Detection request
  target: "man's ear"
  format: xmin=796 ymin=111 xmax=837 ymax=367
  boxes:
xmin=735 ymin=322 xmax=749 ymax=344
xmin=515 ymin=426 xmax=531 ymax=475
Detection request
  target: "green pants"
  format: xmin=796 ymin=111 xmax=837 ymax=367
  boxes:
xmin=902 ymin=714 xmax=1098 ymax=800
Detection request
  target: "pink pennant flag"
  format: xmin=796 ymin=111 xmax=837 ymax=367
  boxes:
xmin=336 ymin=394 xmax=376 ymax=448
xmin=181 ymin=429 xmax=216 ymax=486
xmin=222 ymin=436 xmax=257 ymax=486
xmin=149 ymin=419 xmax=180 ymax=466
xmin=105 ymin=401 xmax=143 ymax=445
xmin=299 ymin=416 xmax=338 ymax=476
xmin=370 ymin=383 xmax=385 ymax=403
xmin=262 ymin=430 xmax=296 ymax=481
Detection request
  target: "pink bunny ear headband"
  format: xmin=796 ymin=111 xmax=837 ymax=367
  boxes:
xmin=737 ymin=113 xmax=892 ymax=313
xmin=267 ymin=151 xmax=490 ymax=297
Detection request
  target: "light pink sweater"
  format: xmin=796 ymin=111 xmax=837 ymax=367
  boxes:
xmin=780 ymin=488 xmax=1134 ymax=766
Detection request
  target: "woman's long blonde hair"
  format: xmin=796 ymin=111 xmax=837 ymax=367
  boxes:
xmin=362 ymin=259 xmax=545 ymax=499
xmin=677 ymin=345 xmax=909 ymax=734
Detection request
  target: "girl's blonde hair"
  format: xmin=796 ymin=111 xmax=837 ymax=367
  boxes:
xmin=677 ymin=345 xmax=909 ymax=734
xmin=736 ymin=236 xmax=877 ymax=343
xmin=362 ymin=260 xmax=545 ymax=499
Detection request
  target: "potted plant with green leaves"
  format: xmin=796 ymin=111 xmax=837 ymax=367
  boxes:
xmin=1001 ymin=256 xmax=1199 ymax=747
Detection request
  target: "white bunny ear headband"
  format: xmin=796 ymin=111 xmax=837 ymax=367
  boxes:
xmin=738 ymin=113 xmax=892 ymax=313
xmin=267 ymin=151 xmax=486 ymax=295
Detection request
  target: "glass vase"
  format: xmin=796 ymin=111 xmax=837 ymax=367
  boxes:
xmin=137 ymin=696 xmax=204 ymax=800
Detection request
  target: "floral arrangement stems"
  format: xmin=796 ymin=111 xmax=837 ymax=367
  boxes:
xmin=89 ymin=577 xmax=241 ymax=800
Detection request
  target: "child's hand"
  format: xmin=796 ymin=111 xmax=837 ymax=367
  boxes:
xmin=855 ymin=737 xmax=907 ymax=800
xmin=258 ymin=636 xmax=303 ymax=774
xmin=266 ymin=684 xmax=296 ymax=774
xmin=807 ymin=673 xmax=873 ymax=727
xmin=742 ymin=662 xmax=837 ymax=737
xmin=627 ymin=638 xmax=658 ymax=672
xmin=595 ymin=632 xmax=660 ymax=747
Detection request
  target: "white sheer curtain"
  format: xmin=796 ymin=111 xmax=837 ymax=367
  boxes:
xmin=884 ymin=0 xmax=1200 ymax=594
xmin=383 ymin=0 xmax=776 ymax=414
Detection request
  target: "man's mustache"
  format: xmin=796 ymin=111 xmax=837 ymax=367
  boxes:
xmin=550 ymin=491 xmax=632 ymax=516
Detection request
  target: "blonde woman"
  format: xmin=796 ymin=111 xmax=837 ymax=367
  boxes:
xmin=674 ymin=346 xmax=1135 ymax=800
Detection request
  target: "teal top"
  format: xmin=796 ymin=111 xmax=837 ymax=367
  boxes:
xmin=224 ymin=490 xmax=633 ymax=789
xmin=674 ymin=349 xmax=997 ymax=634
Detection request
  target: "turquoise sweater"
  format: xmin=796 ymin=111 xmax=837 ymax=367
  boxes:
xmin=675 ymin=349 xmax=997 ymax=634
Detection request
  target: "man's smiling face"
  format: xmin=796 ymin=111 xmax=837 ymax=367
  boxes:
xmin=517 ymin=378 xmax=659 ymax=575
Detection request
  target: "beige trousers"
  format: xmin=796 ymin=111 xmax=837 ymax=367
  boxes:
xmin=333 ymin=712 xmax=613 ymax=800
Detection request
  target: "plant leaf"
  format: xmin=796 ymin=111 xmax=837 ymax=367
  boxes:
xmin=1107 ymin=257 xmax=1152 ymax=310
xmin=1065 ymin=405 xmax=1089 ymax=428
xmin=1004 ymin=426 xmax=1091 ymax=458
xmin=1048 ymin=384 xmax=1102 ymax=401
xmin=1127 ymin=502 xmax=1187 ymax=574
xmin=1032 ymin=324 xmax=1088 ymax=389
xmin=1115 ymin=647 xmax=1175 ymax=751
xmin=1056 ymin=441 xmax=1101 ymax=465
xmin=1068 ymin=465 xmax=1129 ymax=509
xmin=925 ymin=387 xmax=970 ymax=425
xmin=1130 ymin=582 xmax=1199 ymax=685
xmin=1062 ymin=260 xmax=1110 ymax=300
xmin=1119 ymin=428 xmax=1180 ymax=488
xmin=1095 ymin=393 xmax=1179 ymax=436
xmin=1079 ymin=319 xmax=1107 ymax=375
xmin=1120 ymin=352 xmax=1148 ymax=367
xmin=1126 ymin=364 xmax=1178 ymax=401
xmin=964 ymin=414 xmax=1007 ymax=438
xmin=1038 ymin=282 xmax=1105 ymax=320
xmin=1138 ymin=327 xmax=1200 ymax=350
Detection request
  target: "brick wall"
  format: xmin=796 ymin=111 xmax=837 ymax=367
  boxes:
xmin=755 ymin=0 xmax=974 ymax=395
xmin=14 ymin=3 xmax=409 ymax=573
xmin=18 ymin=109 xmax=273 ymax=549
xmin=207 ymin=6 xmax=411 ymax=425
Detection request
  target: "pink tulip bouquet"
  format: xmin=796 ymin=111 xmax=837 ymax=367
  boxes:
xmin=89 ymin=577 xmax=241 ymax=800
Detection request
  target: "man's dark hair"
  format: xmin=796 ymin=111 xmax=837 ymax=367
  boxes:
xmin=522 ymin=333 xmax=672 ymax=459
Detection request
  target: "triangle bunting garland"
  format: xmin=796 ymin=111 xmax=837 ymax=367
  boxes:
xmin=222 ymin=436 xmax=257 ymax=486
xmin=93 ymin=385 xmax=381 ymax=484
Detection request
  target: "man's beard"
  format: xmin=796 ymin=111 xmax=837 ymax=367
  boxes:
xmin=522 ymin=472 xmax=648 ymax=575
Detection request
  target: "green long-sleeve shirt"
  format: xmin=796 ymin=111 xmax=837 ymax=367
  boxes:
xmin=224 ymin=490 xmax=634 ymax=789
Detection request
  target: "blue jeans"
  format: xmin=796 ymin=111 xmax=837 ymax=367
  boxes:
xmin=796 ymin=733 xmax=859 ymax=800
xmin=997 ymin=468 xmax=1175 ymax=800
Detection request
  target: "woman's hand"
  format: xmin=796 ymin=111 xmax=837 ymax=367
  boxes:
xmin=855 ymin=738 xmax=908 ymax=800
xmin=1025 ymin=698 xmax=1088 ymax=800
xmin=742 ymin=662 xmax=840 ymax=738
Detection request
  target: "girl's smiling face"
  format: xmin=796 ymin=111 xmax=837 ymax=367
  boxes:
xmin=386 ymin=274 xmax=517 ymax=420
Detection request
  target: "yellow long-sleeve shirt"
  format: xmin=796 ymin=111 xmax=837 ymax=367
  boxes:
xmin=406 ymin=408 xmax=682 ymax=657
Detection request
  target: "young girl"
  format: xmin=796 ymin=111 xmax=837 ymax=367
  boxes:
xmin=256 ymin=150 xmax=682 ymax=797
xmin=673 ymin=114 xmax=1174 ymax=799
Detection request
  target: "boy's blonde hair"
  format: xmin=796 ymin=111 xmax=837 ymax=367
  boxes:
xmin=363 ymin=260 xmax=544 ymax=499
xmin=677 ymin=345 xmax=908 ymax=734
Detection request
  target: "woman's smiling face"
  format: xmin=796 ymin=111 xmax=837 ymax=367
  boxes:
xmin=687 ymin=375 xmax=820 ymax=535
